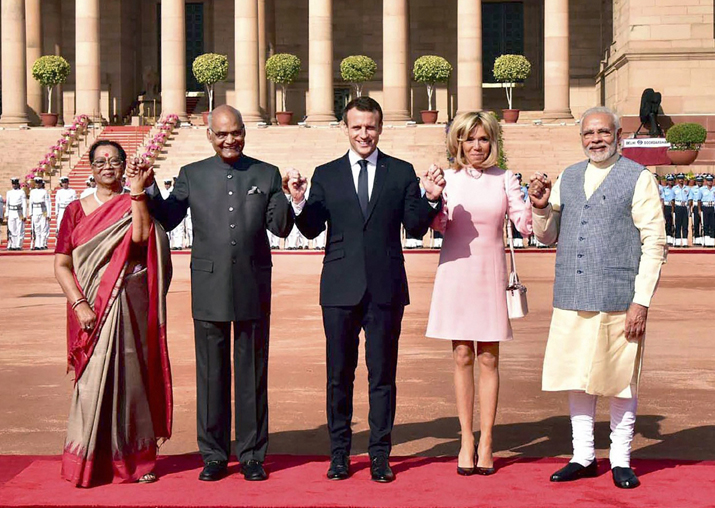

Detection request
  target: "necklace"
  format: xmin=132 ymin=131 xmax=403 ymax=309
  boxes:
xmin=465 ymin=167 xmax=483 ymax=180
xmin=93 ymin=188 xmax=126 ymax=206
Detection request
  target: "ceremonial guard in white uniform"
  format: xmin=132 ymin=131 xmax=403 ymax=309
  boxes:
xmin=55 ymin=176 xmax=77 ymax=234
xmin=79 ymin=176 xmax=96 ymax=198
xmin=184 ymin=206 xmax=193 ymax=247
xmin=5 ymin=178 xmax=27 ymax=250
xmin=168 ymin=176 xmax=186 ymax=249
xmin=266 ymin=227 xmax=281 ymax=249
xmin=29 ymin=177 xmax=51 ymax=250
xmin=284 ymin=193 xmax=308 ymax=249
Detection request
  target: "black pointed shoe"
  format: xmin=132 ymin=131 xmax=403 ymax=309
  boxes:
xmin=457 ymin=446 xmax=477 ymax=476
xmin=475 ymin=454 xmax=496 ymax=476
xmin=326 ymin=452 xmax=350 ymax=480
xmin=241 ymin=460 xmax=268 ymax=481
xmin=198 ymin=460 xmax=228 ymax=481
xmin=550 ymin=460 xmax=598 ymax=482
xmin=612 ymin=466 xmax=640 ymax=489
xmin=370 ymin=455 xmax=395 ymax=483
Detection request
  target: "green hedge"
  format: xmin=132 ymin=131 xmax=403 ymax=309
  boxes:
xmin=666 ymin=123 xmax=707 ymax=151
xmin=492 ymin=55 xmax=531 ymax=83
xmin=413 ymin=55 xmax=452 ymax=84
xmin=192 ymin=53 xmax=228 ymax=86
xmin=266 ymin=54 xmax=301 ymax=85
xmin=340 ymin=55 xmax=377 ymax=83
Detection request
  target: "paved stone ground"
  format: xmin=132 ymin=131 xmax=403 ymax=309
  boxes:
xmin=0 ymin=251 xmax=713 ymax=461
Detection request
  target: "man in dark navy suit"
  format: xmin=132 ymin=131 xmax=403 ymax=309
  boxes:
xmin=286 ymin=97 xmax=445 ymax=482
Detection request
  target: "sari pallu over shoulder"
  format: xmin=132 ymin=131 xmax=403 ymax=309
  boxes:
xmin=66 ymin=194 xmax=173 ymax=440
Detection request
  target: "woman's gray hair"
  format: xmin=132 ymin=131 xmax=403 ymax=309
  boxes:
xmin=580 ymin=106 xmax=621 ymax=132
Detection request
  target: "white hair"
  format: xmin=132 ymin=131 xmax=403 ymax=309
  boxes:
xmin=580 ymin=106 xmax=621 ymax=132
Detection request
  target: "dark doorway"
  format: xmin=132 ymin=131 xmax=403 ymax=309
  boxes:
xmin=334 ymin=88 xmax=351 ymax=121
xmin=185 ymin=3 xmax=205 ymax=92
xmin=482 ymin=2 xmax=525 ymax=83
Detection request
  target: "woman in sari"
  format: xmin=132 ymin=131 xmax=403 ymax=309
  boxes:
xmin=54 ymin=140 xmax=172 ymax=487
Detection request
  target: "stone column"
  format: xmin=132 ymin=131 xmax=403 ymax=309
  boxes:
xmin=75 ymin=0 xmax=101 ymax=119
xmin=25 ymin=0 xmax=42 ymax=123
xmin=258 ymin=0 xmax=268 ymax=119
xmin=382 ymin=0 xmax=410 ymax=122
xmin=457 ymin=0 xmax=482 ymax=113
xmin=306 ymin=0 xmax=336 ymax=124
xmin=161 ymin=0 xmax=188 ymax=121
xmin=0 ymin=0 xmax=29 ymax=126
xmin=543 ymin=0 xmax=573 ymax=120
xmin=266 ymin=0 xmax=276 ymax=122
xmin=235 ymin=0 xmax=263 ymax=122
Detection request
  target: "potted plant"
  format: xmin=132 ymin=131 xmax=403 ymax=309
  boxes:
xmin=666 ymin=123 xmax=708 ymax=165
xmin=413 ymin=55 xmax=452 ymax=124
xmin=192 ymin=53 xmax=229 ymax=126
xmin=340 ymin=55 xmax=377 ymax=98
xmin=492 ymin=54 xmax=531 ymax=124
xmin=31 ymin=55 xmax=71 ymax=127
xmin=265 ymin=53 xmax=301 ymax=125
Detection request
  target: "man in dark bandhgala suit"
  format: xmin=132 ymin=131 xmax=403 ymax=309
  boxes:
xmin=286 ymin=97 xmax=445 ymax=482
xmin=132 ymin=105 xmax=294 ymax=482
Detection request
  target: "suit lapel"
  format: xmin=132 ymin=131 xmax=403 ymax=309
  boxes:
xmin=365 ymin=150 xmax=388 ymax=224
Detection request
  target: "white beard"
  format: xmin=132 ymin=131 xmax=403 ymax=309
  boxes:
xmin=584 ymin=142 xmax=618 ymax=163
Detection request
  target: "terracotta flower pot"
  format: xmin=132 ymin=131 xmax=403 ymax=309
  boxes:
xmin=202 ymin=111 xmax=210 ymax=126
xmin=276 ymin=111 xmax=293 ymax=126
xmin=40 ymin=113 xmax=58 ymax=127
xmin=420 ymin=110 xmax=439 ymax=124
xmin=667 ymin=149 xmax=699 ymax=166
xmin=502 ymin=109 xmax=520 ymax=124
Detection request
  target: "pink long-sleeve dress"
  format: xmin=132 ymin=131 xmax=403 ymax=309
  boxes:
xmin=426 ymin=167 xmax=533 ymax=342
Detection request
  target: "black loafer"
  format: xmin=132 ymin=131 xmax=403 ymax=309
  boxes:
xmin=612 ymin=466 xmax=640 ymax=489
xmin=198 ymin=460 xmax=228 ymax=481
xmin=550 ymin=460 xmax=598 ymax=482
xmin=241 ymin=460 xmax=268 ymax=481
xmin=327 ymin=453 xmax=350 ymax=480
xmin=370 ymin=455 xmax=394 ymax=483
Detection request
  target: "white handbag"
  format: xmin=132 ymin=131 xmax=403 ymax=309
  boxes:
xmin=505 ymin=173 xmax=528 ymax=319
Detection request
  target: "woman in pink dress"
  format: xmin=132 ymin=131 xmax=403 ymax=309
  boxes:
xmin=426 ymin=112 xmax=532 ymax=475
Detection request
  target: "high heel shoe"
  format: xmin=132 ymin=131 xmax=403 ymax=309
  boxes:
xmin=475 ymin=453 xmax=496 ymax=476
xmin=456 ymin=446 xmax=477 ymax=476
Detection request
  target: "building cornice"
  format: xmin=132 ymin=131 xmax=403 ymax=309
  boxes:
xmin=598 ymin=47 xmax=715 ymax=80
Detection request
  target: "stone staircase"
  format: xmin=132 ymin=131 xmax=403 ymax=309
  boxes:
xmin=153 ymin=123 xmax=585 ymax=182
xmin=20 ymin=126 xmax=151 ymax=250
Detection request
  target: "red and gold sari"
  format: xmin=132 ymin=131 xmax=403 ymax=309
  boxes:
xmin=58 ymin=195 xmax=172 ymax=487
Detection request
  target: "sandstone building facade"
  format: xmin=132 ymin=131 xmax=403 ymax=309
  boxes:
xmin=0 ymin=0 xmax=713 ymax=126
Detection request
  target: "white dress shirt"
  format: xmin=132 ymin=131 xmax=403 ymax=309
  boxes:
xmin=292 ymin=149 xmax=379 ymax=215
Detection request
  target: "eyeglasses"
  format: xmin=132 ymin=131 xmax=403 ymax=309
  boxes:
xmin=209 ymin=128 xmax=245 ymax=141
xmin=91 ymin=158 xmax=124 ymax=169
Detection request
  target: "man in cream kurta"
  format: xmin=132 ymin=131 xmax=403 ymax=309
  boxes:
xmin=529 ymin=107 xmax=666 ymax=490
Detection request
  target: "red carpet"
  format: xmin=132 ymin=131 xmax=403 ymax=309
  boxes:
xmin=0 ymin=455 xmax=713 ymax=507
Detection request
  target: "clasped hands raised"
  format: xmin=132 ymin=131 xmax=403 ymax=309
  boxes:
xmin=528 ymin=172 xmax=551 ymax=209
xmin=125 ymin=157 xmax=155 ymax=194
xmin=282 ymin=164 xmax=447 ymax=204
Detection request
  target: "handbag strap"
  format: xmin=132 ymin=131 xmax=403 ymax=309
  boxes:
xmin=504 ymin=171 xmax=520 ymax=284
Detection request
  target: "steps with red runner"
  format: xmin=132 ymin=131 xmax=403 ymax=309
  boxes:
xmin=21 ymin=126 xmax=151 ymax=250
xmin=0 ymin=454 xmax=712 ymax=508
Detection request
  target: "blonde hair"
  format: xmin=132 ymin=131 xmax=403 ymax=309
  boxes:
xmin=447 ymin=111 xmax=500 ymax=170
